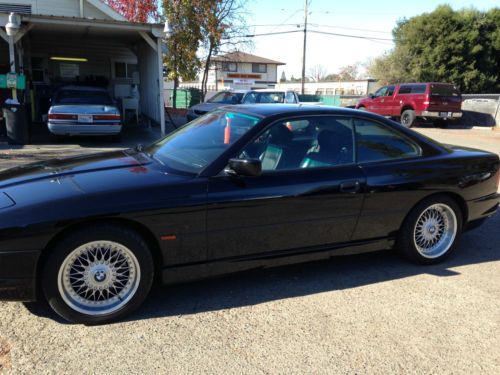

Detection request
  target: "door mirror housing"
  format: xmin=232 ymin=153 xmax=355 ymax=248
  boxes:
xmin=368 ymin=93 xmax=375 ymax=99
xmin=226 ymin=158 xmax=262 ymax=177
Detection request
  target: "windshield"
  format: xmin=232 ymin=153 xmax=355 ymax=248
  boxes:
xmin=55 ymin=90 xmax=113 ymax=105
xmin=430 ymin=84 xmax=460 ymax=97
xmin=242 ymin=92 xmax=286 ymax=104
xmin=149 ymin=110 xmax=261 ymax=174
xmin=208 ymin=92 xmax=244 ymax=104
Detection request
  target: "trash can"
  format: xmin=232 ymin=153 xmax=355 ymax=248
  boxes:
xmin=3 ymin=103 xmax=29 ymax=145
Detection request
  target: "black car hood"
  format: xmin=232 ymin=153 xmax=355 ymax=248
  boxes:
xmin=0 ymin=149 xmax=194 ymax=206
xmin=0 ymin=150 xmax=150 ymax=189
xmin=0 ymin=149 xmax=202 ymax=229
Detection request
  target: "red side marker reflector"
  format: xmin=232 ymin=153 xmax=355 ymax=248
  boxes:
xmin=161 ymin=235 xmax=177 ymax=241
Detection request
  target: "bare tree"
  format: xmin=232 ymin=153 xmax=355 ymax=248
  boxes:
xmin=197 ymin=0 xmax=250 ymax=98
xmin=308 ymin=64 xmax=328 ymax=82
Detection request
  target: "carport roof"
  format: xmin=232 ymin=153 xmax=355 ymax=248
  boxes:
xmin=20 ymin=14 xmax=164 ymax=37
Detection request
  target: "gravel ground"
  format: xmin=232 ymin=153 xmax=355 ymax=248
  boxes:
xmin=0 ymin=126 xmax=499 ymax=374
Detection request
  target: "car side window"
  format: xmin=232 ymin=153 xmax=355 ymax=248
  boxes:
xmin=374 ymin=87 xmax=387 ymax=98
xmin=398 ymin=85 xmax=412 ymax=94
xmin=386 ymin=85 xmax=395 ymax=96
xmin=354 ymin=119 xmax=421 ymax=163
xmin=242 ymin=93 xmax=256 ymax=104
xmin=285 ymin=91 xmax=296 ymax=103
xmin=239 ymin=116 xmax=355 ymax=171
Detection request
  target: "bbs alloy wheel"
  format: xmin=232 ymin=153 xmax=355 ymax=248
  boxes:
xmin=413 ymin=203 xmax=458 ymax=259
xmin=397 ymin=196 xmax=462 ymax=264
xmin=42 ymin=225 xmax=154 ymax=324
xmin=58 ymin=241 xmax=141 ymax=316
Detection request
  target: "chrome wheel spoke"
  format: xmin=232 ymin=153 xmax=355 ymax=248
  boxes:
xmin=413 ymin=203 xmax=457 ymax=259
xmin=58 ymin=241 xmax=141 ymax=316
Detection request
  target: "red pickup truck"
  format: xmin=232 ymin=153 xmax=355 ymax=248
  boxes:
xmin=356 ymin=82 xmax=462 ymax=127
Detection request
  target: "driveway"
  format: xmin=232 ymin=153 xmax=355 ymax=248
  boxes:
xmin=0 ymin=127 xmax=499 ymax=374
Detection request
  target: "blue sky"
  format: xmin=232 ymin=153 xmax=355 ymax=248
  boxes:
xmin=244 ymin=0 xmax=498 ymax=78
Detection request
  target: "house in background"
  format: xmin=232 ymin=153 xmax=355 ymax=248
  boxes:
xmin=181 ymin=51 xmax=285 ymax=91
xmin=0 ymin=0 xmax=167 ymax=133
xmin=276 ymin=80 xmax=380 ymax=96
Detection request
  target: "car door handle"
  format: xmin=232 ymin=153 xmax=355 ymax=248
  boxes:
xmin=340 ymin=180 xmax=361 ymax=194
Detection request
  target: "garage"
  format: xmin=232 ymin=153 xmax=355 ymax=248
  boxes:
xmin=0 ymin=0 xmax=166 ymax=138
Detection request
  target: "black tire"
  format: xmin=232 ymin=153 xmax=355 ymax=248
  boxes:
xmin=400 ymin=109 xmax=416 ymax=128
xmin=396 ymin=195 xmax=463 ymax=264
xmin=41 ymin=224 xmax=154 ymax=325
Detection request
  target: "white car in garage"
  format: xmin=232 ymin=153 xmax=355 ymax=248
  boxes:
xmin=48 ymin=86 xmax=122 ymax=137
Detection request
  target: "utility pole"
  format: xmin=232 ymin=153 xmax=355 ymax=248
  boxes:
xmin=301 ymin=0 xmax=308 ymax=95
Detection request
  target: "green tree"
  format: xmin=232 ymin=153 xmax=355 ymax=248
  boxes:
xmin=280 ymin=71 xmax=287 ymax=83
xmin=163 ymin=1 xmax=203 ymax=108
xmin=368 ymin=5 xmax=500 ymax=93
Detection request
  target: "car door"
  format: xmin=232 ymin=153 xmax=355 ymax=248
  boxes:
xmin=206 ymin=115 xmax=366 ymax=261
xmin=350 ymin=117 xmax=424 ymax=241
xmin=367 ymin=86 xmax=387 ymax=114
xmin=380 ymin=85 xmax=396 ymax=115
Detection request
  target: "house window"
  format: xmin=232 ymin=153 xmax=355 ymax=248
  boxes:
xmin=222 ymin=62 xmax=237 ymax=72
xmin=252 ymin=63 xmax=267 ymax=73
xmin=114 ymin=62 xmax=138 ymax=79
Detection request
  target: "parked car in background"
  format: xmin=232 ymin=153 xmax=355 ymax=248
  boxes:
xmin=48 ymin=86 xmax=122 ymax=137
xmin=1 ymin=105 xmax=498 ymax=324
xmin=187 ymin=90 xmax=248 ymax=121
xmin=356 ymin=83 xmax=462 ymax=127
xmin=241 ymin=89 xmax=300 ymax=104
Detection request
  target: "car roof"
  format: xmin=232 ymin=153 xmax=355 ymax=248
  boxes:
xmin=392 ymin=82 xmax=455 ymax=86
xmin=247 ymin=89 xmax=291 ymax=93
xmin=221 ymin=104 xmax=369 ymax=117
xmin=215 ymin=90 xmax=250 ymax=94
xmin=57 ymin=85 xmax=108 ymax=92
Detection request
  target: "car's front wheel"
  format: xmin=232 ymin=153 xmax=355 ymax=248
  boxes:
xmin=42 ymin=225 xmax=154 ymax=324
xmin=397 ymin=195 xmax=462 ymax=264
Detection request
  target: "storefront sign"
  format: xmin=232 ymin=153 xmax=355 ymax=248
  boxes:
xmin=227 ymin=73 xmax=261 ymax=79
xmin=233 ymin=78 xmax=255 ymax=85
xmin=60 ymin=63 xmax=80 ymax=78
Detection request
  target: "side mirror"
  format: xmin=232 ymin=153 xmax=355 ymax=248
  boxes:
xmin=368 ymin=93 xmax=375 ymax=99
xmin=226 ymin=158 xmax=262 ymax=177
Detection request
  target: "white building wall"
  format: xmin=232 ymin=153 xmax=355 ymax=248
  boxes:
xmin=138 ymin=42 xmax=162 ymax=124
xmin=0 ymin=0 xmax=113 ymax=19
xmin=276 ymin=81 xmax=378 ymax=96
xmin=217 ymin=62 xmax=278 ymax=85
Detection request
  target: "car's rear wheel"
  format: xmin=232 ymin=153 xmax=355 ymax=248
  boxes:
xmin=400 ymin=109 xmax=416 ymax=128
xmin=397 ymin=195 xmax=462 ymax=264
xmin=42 ymin=225 xmax=154 ymax=324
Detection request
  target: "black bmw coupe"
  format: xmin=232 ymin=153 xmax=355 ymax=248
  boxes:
xmin=1 ymin=105 xmax=498 ymax=324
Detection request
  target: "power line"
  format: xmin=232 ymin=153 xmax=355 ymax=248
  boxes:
xmin=249 ymin=23 xmax=392 ymax=35
xmin=241 ymin=29 xmax=394 ymax=43
xmin=308 ymin=23 xmax=392 ymax=34
xmin=309 ymin=30 xmax=394 ymax=42
xmin=269 ymin=8 xmax=303 ymax=33
xmin=247 ymin=23 xmax=302 ymax=27
xmin=242 ymin=30 xmax=304 ymax=38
